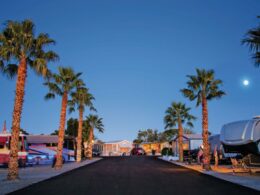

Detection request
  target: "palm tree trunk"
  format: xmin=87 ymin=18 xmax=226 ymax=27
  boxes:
xmin=7 ymin=57 xmax=27 ymax=180
xmin=55 ymin=92 xmax=68 ymax=169
xmin=76 ymin=107 xmax=83 ymax=162
xmin=87 ymin=128 xmax=93 ymax=159
xmin=202 ymin=95 xmax=210 ymax=170
xmin=178 ymin=118 xmax=184 ymax=162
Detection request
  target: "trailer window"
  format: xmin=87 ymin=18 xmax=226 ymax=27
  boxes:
xmin=0 ymin=143 xmax=4 ymax=149
xmin=24 ymin=139 xmax=28 ymax=150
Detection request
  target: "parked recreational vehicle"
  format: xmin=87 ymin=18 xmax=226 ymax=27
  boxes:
xmin=27 ymin=135 xmax=76 ymax=164
xmin=0 ymin=133 xmax=28 ymax=167
xmin=220 ymin=116 xmax=260 ymax=166
xmin=209 ymin=134 xmax=239 ymax=163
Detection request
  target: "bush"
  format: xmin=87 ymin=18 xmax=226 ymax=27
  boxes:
xmin=161 ymin=147 xmax=173 ymax=156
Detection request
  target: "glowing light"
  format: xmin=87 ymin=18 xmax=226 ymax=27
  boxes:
xmin=243 ymin=79 xmax=249 ymax=86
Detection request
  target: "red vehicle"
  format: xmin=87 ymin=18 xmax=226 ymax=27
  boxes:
xmin=131 ymin=148 xmax=146 ymax=155
xmin=0 ymin=133 xmax=28 ymax=167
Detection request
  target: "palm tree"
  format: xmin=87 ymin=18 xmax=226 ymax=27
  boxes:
xmin=68 ymin=87 xmax=95 ymax=162
xmin=0 ymin=20 xmax=58 ymax=180
xmin=181 ymin=68 xmax=225 ymax=170
xmin=242 ymin=16 xmax=260 ymax=67
xmin=44 ymin=66 xmax=83 ymax=169
xmin=164 ymin=102 xmax=195 ymax=162
xmin=84 ymin=115 xmax=104 ymax=159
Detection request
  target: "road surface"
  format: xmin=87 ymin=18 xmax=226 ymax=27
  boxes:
xmin=10 ymin=156 xmax=257 ymax=195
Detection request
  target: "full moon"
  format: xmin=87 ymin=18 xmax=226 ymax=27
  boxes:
xmin=243 ymin=79 xmax=249 ymax=86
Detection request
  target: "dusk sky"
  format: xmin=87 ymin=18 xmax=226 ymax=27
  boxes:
xmin=0 ymin=0 xmax=260 ymax=141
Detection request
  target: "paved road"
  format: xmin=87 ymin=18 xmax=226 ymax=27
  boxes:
xmin=10 ymin=157 xmax=257 ymax=195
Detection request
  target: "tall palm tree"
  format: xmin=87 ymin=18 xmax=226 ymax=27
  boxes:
xmin=68 ymin=87 xmax=96 ymax=162
xmin=44 ymin=66 xmax=83 ymax=169
xmin=242 ymin=16 xmax=260 ymax=67
xmin=181 ymin=68 xmax=225 ymax=170
xmin=164 ymin=102 xmax=195 ymax=162
xmin=84 ymin=114 xmax=104 ymax=159
xmin=0 ymin=20 xmax=58 ymax=180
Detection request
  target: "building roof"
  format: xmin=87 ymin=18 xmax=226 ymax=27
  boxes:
xmin=140 ymin=142 xmax=166 ymax=145
xmin=94 ymin=140 xmax=104 ymax=144
xmin=171 ymin=134 xmax=202 ymax=141
xmin=27 ymin=135 xmax=58 ymax=144
xmin=104 ymin=140 xmax=132 ymax=144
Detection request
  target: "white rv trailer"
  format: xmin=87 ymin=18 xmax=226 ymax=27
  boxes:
xmin=220 ymin=116 xmax=260 ymax=155
xmin=220 ymin=116 xmax=260 ymax=167
xmin=209 ymin=134 xmax=239 ymax=162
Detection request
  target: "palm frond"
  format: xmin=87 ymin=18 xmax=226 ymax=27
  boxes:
xmin=44 ymin=82 xmax=63 ymax=95
xmin=44 ymin=93 xmax=55 ymax=100
xmin=164 ymin=101 xmax=195 ymax=129
xmin=4 ymin=64 xmax=18 ymax=78
xmin=182 ymin=68 xmax=225 ymax=106
xmin=242 ymin=17 xmax=260 ymax=67
xmin=85 ymin=114 xmax=104 ymax=133
xmin=0 ymin=19 xmax=58 ymax=78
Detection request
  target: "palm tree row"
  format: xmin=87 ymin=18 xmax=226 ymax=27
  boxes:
xmin=164 ymin=69 xmax=225 ymax=170
xmin=68 ymin=87 xmax=96 ymax=162
xmin=44 ymin=67 xmax=89 ymax=168
xmin=0 ymin=19 xmax=103 ymax=180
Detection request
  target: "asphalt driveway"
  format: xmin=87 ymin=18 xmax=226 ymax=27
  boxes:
xmin=10 ymin=156 xmax=258 ymax=195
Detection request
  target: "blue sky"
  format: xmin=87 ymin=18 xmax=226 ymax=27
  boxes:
xmin=0 ymin=0 xmax=260 ymax=141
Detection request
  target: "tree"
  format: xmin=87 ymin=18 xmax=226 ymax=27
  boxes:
xmin=183 ymin=128 xmax=194 ymax=134
xmin=20 ymin=128 xmax=29 ymax=135
xmin=68 ymin=87 xmax=95 ymax=162
xmin=136 ymin=130 xmax=148 ymax=143
xmin=51 ymin=130 xmax=59 ymax=135
xmin=181 ymin=69 xmax=225 ymax=170
xmin=164 ymin=102 xmax=195 ymax=162
xmin=66 ymin=118 xmax=79 ymax=137
xmin=133 ymin=139 xmax=143 ymax=144
xmin=160 ymin=129 xmax=178 ymax=142
xmin=134 ymin=129 xmax=162 ymax=143
xmin=84 ymin=115 xmax=104 ymax=159
xmin=0 ymin=20 xmax=58 ymax=180
xmin=44 ymin=67 xmax=82 ymax=169
xmin=147 ymin=129 xmax=159 ymax=142
xmin=242 ymin=16 xmax=260 ymax=67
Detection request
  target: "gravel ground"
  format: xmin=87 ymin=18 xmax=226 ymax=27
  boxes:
xmin=9 ymin=156 xmax=258 ymax=195
xmin=0 ymin=158 xmax=102 ymax=195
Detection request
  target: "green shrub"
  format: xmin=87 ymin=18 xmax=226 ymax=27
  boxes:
xmin=161 ymin=147 xmax=173 ymax=156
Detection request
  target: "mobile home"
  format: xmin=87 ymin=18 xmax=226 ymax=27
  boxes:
xmin=102 ymin=140 xmax=132 ymax=156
